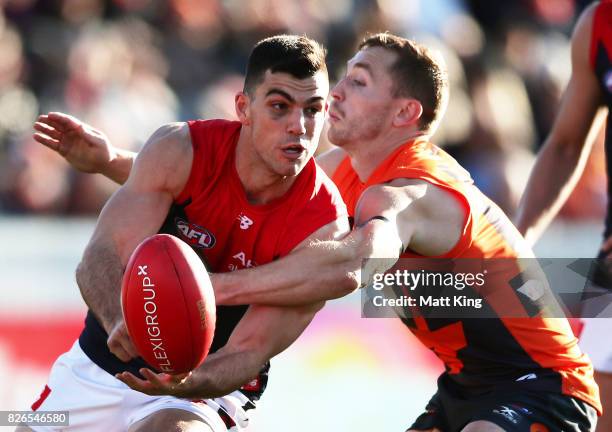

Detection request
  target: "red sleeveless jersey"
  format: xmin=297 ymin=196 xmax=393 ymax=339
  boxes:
xmin=332 ymin=139 xmax=601 ymax=414
xmin=78 ymin=119 xmax=347 ymax=400
xmin=174 ymin=119 xmax=347 ymax=272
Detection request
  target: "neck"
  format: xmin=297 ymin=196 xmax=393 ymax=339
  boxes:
xmin=235 ymin=129 xmax=296 ymax=205
xmin=345 ymin=130 xmax=428 ymax=182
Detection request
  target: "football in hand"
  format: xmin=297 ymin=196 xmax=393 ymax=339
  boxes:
xmin=121 ymin=234 xmax=216 ymax=374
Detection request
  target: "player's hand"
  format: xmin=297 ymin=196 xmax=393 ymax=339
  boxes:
xmin=107 ymin=319 xmax=140 ymax=362
xmin=33 ymin=112 xmax=114 ymax=174
xmin=116 ymin=368 xmax=191 ymax=397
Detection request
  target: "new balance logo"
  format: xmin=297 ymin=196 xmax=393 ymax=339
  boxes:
xmin=516 ymin=373 xmax=537 ymax=381
xmin=237 ymin=214 xmax=253 ymax=230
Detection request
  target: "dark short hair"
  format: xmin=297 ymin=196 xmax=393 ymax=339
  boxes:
xmin=243 ymin=35 xmax=327 ymax=95
xmin=359 ymin=33 xmax=448 ymax=132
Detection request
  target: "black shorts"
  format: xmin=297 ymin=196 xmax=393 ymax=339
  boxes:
xmin=408 ymin=375 xmax=597 ymax=432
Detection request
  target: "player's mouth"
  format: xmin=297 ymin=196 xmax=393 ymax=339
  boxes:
xmin=281 ymin=143 xmax=307 ymax=160
xmin=328 ymin=107 xmax=343 ymax=123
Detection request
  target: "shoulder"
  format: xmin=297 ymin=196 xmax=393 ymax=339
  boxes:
xmin=385 ymin=178 xmax=465 ymax=223
xmin=188 ymin=119 xmax=241 ymax=142
xmin=355 ymin=179 xmax=428 ymax=223
xmin=141 ymin=122 xmax=191 ymax=155
xmin=315 ymin=147 xmax=348 ymax=177
xmin=129 ymin=122 xmax=192 ymax=196
xmin=356 ymin=178 xmax=467 ymax=256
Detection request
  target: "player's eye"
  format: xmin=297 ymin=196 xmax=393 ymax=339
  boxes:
xmin=350 ymin=77 xmax=365 ymax=87
xmin=305 ymin=106 xmax=323 ymax=117
xmin=270 ymin=102 xmax=288 ymax=111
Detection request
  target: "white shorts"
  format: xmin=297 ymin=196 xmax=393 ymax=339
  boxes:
xmin=29 ymin=341 xmax=252 ymax=431
xmin=579 ymin=319 xmax=612 ymax=373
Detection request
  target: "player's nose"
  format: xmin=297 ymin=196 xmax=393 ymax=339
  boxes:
xmin=330 ymin=80 xmax=345 ymax=101
xmin=287 ymin=110 xmax=306 ymax=136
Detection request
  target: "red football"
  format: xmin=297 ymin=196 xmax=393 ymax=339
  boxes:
xmin=121 ymin=234 xmax=216 ymax=375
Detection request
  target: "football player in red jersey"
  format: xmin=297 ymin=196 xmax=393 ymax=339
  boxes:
xmin=28 ymin=35 xmax=348 ymax=432
xmin=516 ymin=2 xmax=612 ymax=431
xmin=36 ymin=32 xmax=601 ymax=431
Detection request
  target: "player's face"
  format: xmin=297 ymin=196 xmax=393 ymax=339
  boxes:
xmin=246 ymin=70 xmax=329 ymax=177
xmin=327 ymin=47 xmax=397 ymax=148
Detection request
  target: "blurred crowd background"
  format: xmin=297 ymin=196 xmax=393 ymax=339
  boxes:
xmin=0 ymin=0 xmax=607 ymax=221
xmin=0 ymin=1 xmax=609 ymax=429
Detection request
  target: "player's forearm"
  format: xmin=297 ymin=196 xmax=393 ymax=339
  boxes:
xmin=212 ymin=239 xmax=360 ymax=306
xmin=515 ymin=138 xmax=588 ymax=244
xmin=103 ymin=148 xmax=136 ymax=185
xmin=76 ymin=240 xmax=124 ymax=332
xmin=176 ymin=349 xmax=265 ymax=399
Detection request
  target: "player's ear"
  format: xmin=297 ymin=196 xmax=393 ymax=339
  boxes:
xmin=235 ymin=92 xmax=251 ymax=126
xmin=393 ymin=98 xmax=422 ymax=128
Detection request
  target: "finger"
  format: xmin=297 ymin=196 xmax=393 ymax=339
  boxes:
xmin=116 ymin=371 xmax=153 ymax=393
xmin=33 ymin=122 xmax=62 ymax=140
xmin=140 ymin=368 xmax=171 ymax=388
xmin=33 ymin=132 xmax=60 ymax=151
xmin=122 ymin=340 xmax=140 ymax=359
xmin=108 ymin=340 xmax=134 ymax=362
xmin=47 ymin=112 xmax=83 ymax=132
xmin=117 ymin=324 xmax=140 ymax=358
xmin=36 ymin=114 xmax=65 ymax=132
xmin=119 ymin=334 xmax=140 ymax=359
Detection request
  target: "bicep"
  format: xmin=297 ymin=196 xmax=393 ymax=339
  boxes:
xmin=85 ymin=123 xmax=191 ymax=264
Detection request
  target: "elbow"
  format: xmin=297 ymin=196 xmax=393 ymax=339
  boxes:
xmin=345 ymin=270 xmax=361 ymax=294
xmin=75 ymin=256 xmax=88 ymax=290
xmin=330 ymin=269 xmax=360 ymax=299
xmin=76 ymin=242 xmax=98 ymax=288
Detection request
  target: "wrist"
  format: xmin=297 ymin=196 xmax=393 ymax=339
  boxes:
xmin=104 ymin=147 xmax=121 ymax=173
xmin=103 ymin=148 xmax=134 ymax=184
xmin=175 ymin=371 xmax=211 ymax=399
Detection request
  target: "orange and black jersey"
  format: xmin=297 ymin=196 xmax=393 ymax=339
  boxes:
xmin=590 ymin=0 xmax=612 ymax=238
xmin=332 ymin=139 xmax=601 ymax=414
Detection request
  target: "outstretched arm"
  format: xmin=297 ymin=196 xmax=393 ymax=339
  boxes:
xmin=33 ymin=112 xmax=136 ymax=184
xmin=515 ymin=4 xmax=607 ymax=245
xmin=116 ymin=301 xmax=324 ymax=398
xmin=214 ymin=178 xmax=464 ymax=306
xmin=76 ymin=122 xmax=191 ymax=361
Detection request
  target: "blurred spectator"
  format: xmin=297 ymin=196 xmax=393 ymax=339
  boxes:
xmin=0 ymin=0 xmax=604 ymax=220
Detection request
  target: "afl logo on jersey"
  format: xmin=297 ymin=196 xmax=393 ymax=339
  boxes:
xmin=175 ymin=218 xmax=216 ymax=249
xmin=605 ymin=69 xmax=612 ymax=93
